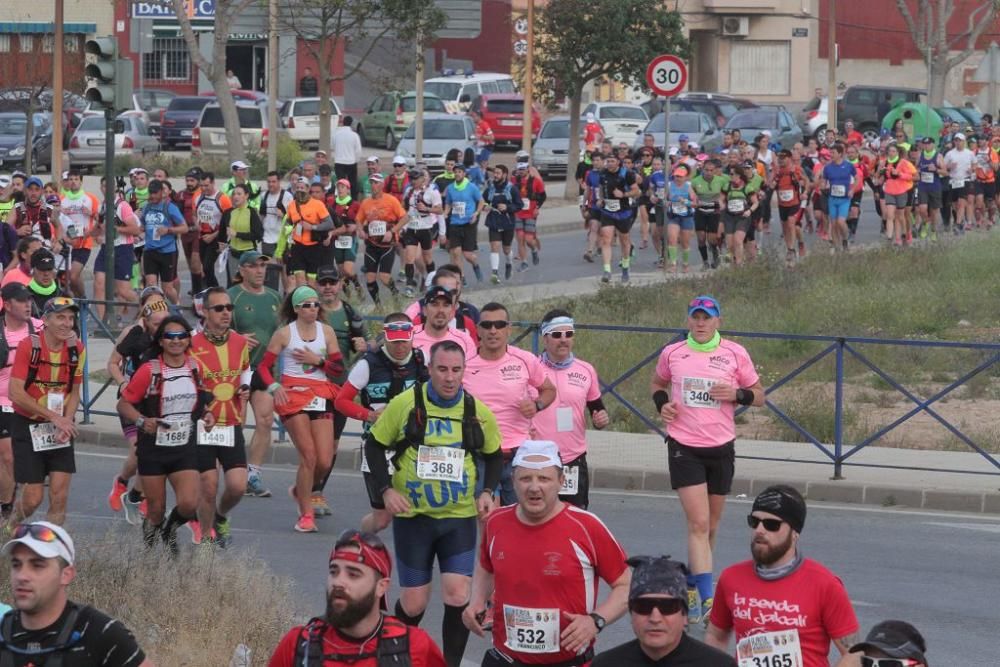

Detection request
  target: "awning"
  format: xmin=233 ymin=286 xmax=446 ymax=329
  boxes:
xmin=0 ymin=23 xmax=97 ymax=34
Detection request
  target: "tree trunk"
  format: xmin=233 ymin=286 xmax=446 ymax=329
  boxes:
xmin=214 ymin=72 xmax=248 ymax=162
xmin=928 ymin=57 xmax=948 ymax=107
xmin=563 ymin=89 xmax=584 ymax=199
xmin=23 ymin=98 xmax=37 ymax=173
xmin=319 ymin=38 xmax=332 ymax=154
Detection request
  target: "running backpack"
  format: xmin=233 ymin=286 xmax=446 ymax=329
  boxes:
xmin=400 ymin=382 xmax=484 ymax=455
xmin=23 ymin=335 xmax=80 ymax=393
xmin=0 ymin=605 xmax=83 ymax=667
xmin=259 ymin=189 xmax=289 ymax=219
xmin=136 ymin=357 xmax=208 ymax=418
xmin=293 ymin=616 xmax=412 ymax=667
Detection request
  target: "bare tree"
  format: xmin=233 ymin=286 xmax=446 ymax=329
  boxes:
xmin=0 ymin=45 xmax=53 ymax=173
xmin=170 ymin=0 xmax=256 ymax=162
xmin=896 ymin=0 xmax=1000 ymax=106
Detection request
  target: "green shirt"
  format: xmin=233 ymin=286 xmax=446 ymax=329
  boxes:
xmin=325 ymin=304 xmax=355 ymax=384
xmin=369 ymin=385 xmax=501 ymax=519
xmin=690 ymin=174 xmax=729 ymax=205
xmin=746 ymin=173 xmax=764 ymax=194
xmin=228 ymin=285 xmax=282 ymax=366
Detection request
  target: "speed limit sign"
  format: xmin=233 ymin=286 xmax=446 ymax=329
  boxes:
xmin=645 ymin=55 xmax=687 ymax=97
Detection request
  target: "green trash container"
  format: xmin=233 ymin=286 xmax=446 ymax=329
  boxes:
xmin=882 ymin=103 xmax=942 ymax=143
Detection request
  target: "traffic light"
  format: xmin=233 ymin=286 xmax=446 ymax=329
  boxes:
xmin=84 ymin=37 xmax=133 ymax=110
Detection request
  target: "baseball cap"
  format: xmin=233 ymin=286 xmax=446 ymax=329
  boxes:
xmin=31 ymin=249 xmax=56 ymax=271
xmin=130 ymin=167 xmax=148 ymax=176
xmin=369 ymin=172 xmax=385 ymax=183
xmin=314 ymin=150 xmax=328 ymax=157
xmin=238 ymin=250 xmax=270 ymax=266
xmin=424 ymin=284 xmax=455 ymax=303
xmin=42 ymin=296 xmax=79 ymax=315
xmin=678 ymin=134 xmax=689 ymax=142
xmin=291 ymin=285 xmax=319 ymax=307
xmin=45 ymin=195 xmax=60 ymax=206
xmin=1 ymin=283 xmax=31 ymax=302
xmin=392 ymin=155 xmax=406 ymax=166
xmin=850 ymin=621 xmax=927 ymax=663
xmin=954 ymin=132 xmax=966 ymax=141
xmin=922 ymin=136 xmax=935 ymax=144
xmin=316 ymin=265 xmax=340 ymax=283
xmin=671 ymin=167 xmax=687 ymax=177
xmin=231 ymin=160 xmax=250 ymax=171
xmin=688 ymin=295 xmax=720 ymax=318
xmin=586 ymin=112 xmax=595 ymax=122
xmin=0 ymin=175 xmax=10 ymax=187
xmin=511 ymin=440 xmax=562 ymax=470
xmin=25 ymin=176 xmax=43 ymax=189
xmin=2 ymin=521 xmax=75 ymax=565
xmin=696 ymin=153 xmax=708 ymax=161
xmin=185 ymin=167 xmax=203 ymax=179
xmin=627 ymin=555 xmax=688 ymax=601
xmin=336 ymin=178 xmax=351 ymax=188
xmin=516 ymin=150 xmax=530 ymax=160
xmin=453 ymin=163 xmax=466 ymax=171
xmin=60 ymin=170 xmax=70 ymax=181
xmin=366 ymin=155 xmax=380 ymax=164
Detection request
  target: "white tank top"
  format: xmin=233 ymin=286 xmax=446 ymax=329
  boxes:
xmin=279 ymin=320 xmax=327 ymax=381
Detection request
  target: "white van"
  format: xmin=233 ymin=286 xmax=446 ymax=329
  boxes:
xmin=424 ymin=71 xmax=516 ymax=113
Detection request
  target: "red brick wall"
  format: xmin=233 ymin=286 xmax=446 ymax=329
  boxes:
xmin=0 ymin=35 xmax=87 ymax=93
xmin=431 ymin=0 xmax=513 ymax=74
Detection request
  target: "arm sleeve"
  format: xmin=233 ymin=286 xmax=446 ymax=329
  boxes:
xmin=257 ymin=349 xmax=278 ymax=386
xmin=312 ymin=214 xmax=335 ymax=232
xmin=333 ymin=382 xmax=370 ymax=421
xmin=217 ymin=210 xmax=231 ymax=239
xmin=481 ymin=448 xmax=502 ymax=491
xmin=363 ymin=432 xmax=393 ymax=492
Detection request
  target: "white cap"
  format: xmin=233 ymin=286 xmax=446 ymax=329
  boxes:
xmin=955 ymin=132 xmax=966 ymax=141
xmin=669 ymin=146 xmax=679 ymax=157
xmin=516 ymin=150 xmax=530 ymax=160
xmin=231 ymin=160 xmax=250 ymax=170
xmin=129 ymin=167 xmax=148 ymax=176
xmin=689 ymin=142 xmax=699 ymax=150
xmin=392 ymin=155 xmax=406 ymax=165
xmin=367 ymin=155 xmax=380 ymax=163
xmin=2 ymin=521 xmax=75 ymax=565
xmin=512 ymin=440 xmax=563 ymax=470
xmin=0 ymin=175 xmax=10 ymax=187
xmin=60 ymin=170 xmax=70 ymax=180
xmin=586 ymin=112 xmax=595 ymax=122
xmin=762 ymin=130 xmax=772 ymax=138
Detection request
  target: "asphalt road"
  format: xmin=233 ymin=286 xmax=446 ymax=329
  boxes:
xmin=56 ymin=446 xmax=997 ymax=666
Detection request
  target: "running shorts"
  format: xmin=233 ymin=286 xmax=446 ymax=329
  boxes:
xmin=392 ymin=515 xmax=477 ymax=587
xmin=666 ymin=437 xmax=735 ymax=495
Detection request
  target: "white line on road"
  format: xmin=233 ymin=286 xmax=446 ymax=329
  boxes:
xmin=923 ymin=521 xmax=1000 ymax=533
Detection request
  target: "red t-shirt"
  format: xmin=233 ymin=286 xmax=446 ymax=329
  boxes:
xmin=189 ymin=331 xmax=250 ymax=425
xmin=480 ymin=504 xmax=628 ymax=664
xmin=511 ymin=174 xmax=545 ymax=220
xmin=709 ymin=559 xmax=859 ymax=667
xmin=267 ymin=619 xmax=446 ymax=667
xmin=10 ymin=335 xmax=85 ymax=420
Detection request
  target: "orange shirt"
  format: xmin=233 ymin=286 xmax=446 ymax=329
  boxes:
xmin=883 ymin=158 xmax=917 ymax=196
xmin=11 ymin=335 xmax=85 ymax=421
xmin=287 ymin=197 xmax=330 ymax=246
xmin=189 ymin=331 xmax=250 ymax=425
xmin=774 ymin=167 xmax=805 ymax=207
xmin=355 ymin=195 xmax=406 ymax=247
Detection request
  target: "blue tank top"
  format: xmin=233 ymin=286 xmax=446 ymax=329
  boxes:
xmin=667 ymin=181 xmax=692 ymax=216
xmin=917 ymin=152 xmax=941 ymax=192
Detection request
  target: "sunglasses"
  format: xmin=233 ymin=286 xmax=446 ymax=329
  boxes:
xmin=297 ymin=301 xmax=321 ymax=309
xmin=13 ymin=523 xmax=72 ymax=555
xmin=861 ymin=658 xmax=920 ymax=667
xmin=628 ymin=598 xmax=686 ymax=616
xmin=689 ymin=298 xmax=718 ymax=310
xmin=318 ymin=279 xmax=340 ymax=286
xmin=385 ymin=322 xmax=414 ymax=332
xmin=479 ymin=320 xmax=509 ymax=330
xmin=208 ymin=304 xmax=234 ymax=313
xmin=548 ymin=330 xmax=574 ymax=339
xmin=747 ymin=515 xmax=784 ymax=532
xmin=161 ymin=330 xmax=191 ymax=341
xmin=336 ymin=528 xmax=387 ymax=551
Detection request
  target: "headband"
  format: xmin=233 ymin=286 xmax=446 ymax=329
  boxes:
xmin=541 ymin=316 xmax=574 ymax=337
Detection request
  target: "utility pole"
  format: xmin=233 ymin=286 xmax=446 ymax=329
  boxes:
xmin=52 ymin=0 xmax=65 ymax=177
xmin=827 ymin=0 xmax=837 ymax=133
xmin=415 ymin=32 xmax=425 ymax=161
xmin=521 ymin=0 xmax=534 ymax=152
xmin=267 ymin=0 xmax=278 ymax=170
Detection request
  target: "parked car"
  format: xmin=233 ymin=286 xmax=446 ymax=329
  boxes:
xmin=582 ymin=102 xmax=648 ymax=146
xmin=531 ymin=116 xmax=586 ymax=178
xmin=468 ymin=93 xmax=540 ymax=146
xmin=68 ymin=113 xmax=160 ymax=167
xmin=357 ymin=91 xmax=446 ymax=150
xmin=838 ymin=85 xmax=924 ymax=139
xmin=192 ymin=102 xmax=287 ymax=157
xmin=643 ymin=92 xmax=756 ymax=128
xmin=280 ymin=97 xmax=341 ymax=148
xmin=159 ymin=96 xmax=213 ymax=149
xmin=723 ymin=107 xmax=803 ymax=151
xmin=394 ymin=112 xmax=477 ymax=170
xmin=199 ymin=89 xmax=270 ymax=105
xmin=0 ymin=88 xmax=87 ymax=133
xmin=935 ymin=106 xmax=969 ymax=128
xmin=634 ymin=111 xmax=720 ymax=153
xmin=0 ymin=112 xmax=53 ymax=172
xmin=424 ymin=71 xmax=516 ymax=113
xmin=796 ymin=96 xmax=843 ymax=138
xmin=79 ymin=88 xmax=177 ymax=139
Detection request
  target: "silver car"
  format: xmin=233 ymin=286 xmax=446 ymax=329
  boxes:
xmin=724 ymin=107 xmax=803 ymax=152
xmin=68 ymin=113 xmax=160 ymax=167
xmin=531 ymin=116 xmax=586 ymax=178
xmin=193 ymin=103 xmax=288 ymax=157
xmin=394 ymin=113 xmax=477 ymax=171
xmin=633 ymin=111 xmax=721 ymax=153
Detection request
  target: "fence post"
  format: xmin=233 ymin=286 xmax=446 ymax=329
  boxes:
xmin=832 ymin=338 xmax=845 ymax=480
xmin=79 ymin=304 xmax=92 ymax=425
xmin=531 ymin=326 xmax=539 ymax=354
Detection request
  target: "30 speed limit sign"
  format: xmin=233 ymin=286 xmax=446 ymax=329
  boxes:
xmin=645 ymin=55 xmax=687 ymax=97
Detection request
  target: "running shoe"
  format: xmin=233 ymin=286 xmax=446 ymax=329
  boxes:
xmin=700 ymin=597 xmax=714 ymax=627
xmin=214 ymin=516 xmax=232 ymax=548
xmin=140 ymin=498 xmax=148 ymax=519
xmin=583 ymin=251 xmax=593 ymax=263
xmin=517 ymin=261 xmax=529 ymax=273
xmin=162 ymin=521 xmax=180 ymax=556
xmin=621 ymin=267 xmax=630 ymax=283
xmin=531 ymin=249 xmax=539 ymax=265
xmin=505 ymin=263 xmax=513 ymax=280
xmin=404 ymin=286 xmax=415 ymax=298
xmin=311 ymin=493 xmax=332 ymax=517
xmin=919 ymin=224 xmax=928 ymax=239
xmin=490 ymin=272 xmax=500 ymax=285
xmin=687 ymin=588 xmax=700 ymax=617
xmin=121 ymin=492 xmax=143 ymax=526
xmin=656 ymin=256 xmax=665 ymax=269
xmin=701 ymin=261 xmax=710 ymax=271
xmin=187 ymin=520 xmax=203 ymax=545
xmin=930 ymin=231 xmax=938 ymax=242
xmin=108 ymin=477 xmax=127 ymax=512
xmin=294 ymin=514 xmax=318 ymax=533
xmin=246 ymin=472 xmax=272 ymax=498
xmin=601 ymin=271 xmax=611 ymax=283
xmin=472 ymin=264 xmax=484 ymax=282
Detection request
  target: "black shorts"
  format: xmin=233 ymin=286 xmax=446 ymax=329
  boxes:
xmin=978 ymin=180 xmax=996 ymax=199
xmin=402 ymin=228 xmax=435 ymax=250
xmin=694 ymin=210 xmax=720 ymax=234
xmin=94 ymin=243 xmax=134 ymax=281
xmin=363 ymin=243 xmax=395 ymax=275
xmin=850 ymin=191 xmax=863 ymax=207
xmin=599 ymin=213 xmax=633 ymax=234
xmin=667 ymin=437 xmax=735 ymax=495
xmin=280 ymin=399 xmax=334 ymax=423
xmin=142 ymin=249 xmax=178 ymax=283
xmin=11 ymin=415 xmax=76 ymax=484
xmin=136 ymin=433 xmax=198 ymax=477
xmin=447 ymin=223 xmax=478 ymax=252
xmin=950 ymin=186 xmax=969 ymax=200
xmin=723 ymin=213 xmax=752 ymax=236
xmin=488 ymin=227 xmax=515 ymax=246
xmin=558 ymin=454 xmax=590 ymax=510
xmin=918 ymin=189 xmax=943 ymax=210
xmin=195 ymin=425 xmax=248 ymax=473
xmin=777 ymin=206 xmax=803 ymax=224
xmin=0 ymin=410 xmax=12 ymax=439
xmin=70 ymin=247 xmax=91 ymax=267
xmin=250 ymin=369 xmax=269 ymax=393
xmin=290 ymin=243 xmax=328 ymax=276
xmin=906 ymin=188 xmax=917 ymax=208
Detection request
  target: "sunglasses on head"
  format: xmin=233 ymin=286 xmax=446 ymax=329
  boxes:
xmin=861 ymin=658 xmax=920 ymax=667
xmin=208 ymin=304 xmax=234 ymax=313
xmin=385 ymin=322 xmax=414 ymax=332
xmin=628 ymin=598 xmax=686 ymax=616
xmin=161 ymin=330 xmax=190 ymax=341
xmin=689 ymin=298 xmax=717 ymax=310
xmin=336 ymin=528 xmax=387 ymax=551
xmin=747 ymin=515 xmax=784 ymax=532
xmin=13 ymin=523 xmax=71 ymax=552
xmin=297 ymin=301 xmax=321 ymax=309
xmin=478 ymin=320 xmax=509 ymax=330
xmin=548 ymin=330 xmax=574 ymax=339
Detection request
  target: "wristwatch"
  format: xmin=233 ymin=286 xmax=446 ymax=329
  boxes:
xmin=589 ymin=613 xmax=606 ymax=633
xmin=534 ymin=400 xmax=545 ymax=413
xmin=134 ymin=416 xmax=146 ymax=429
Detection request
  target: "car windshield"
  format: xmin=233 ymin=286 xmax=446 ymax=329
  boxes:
xmin=425 ymin=82 xmax=461 ymax=101
xmin=485 ymin=99 xmax=524 ymax=114
xmin=540 ymin=120 xmax=570 ymax=139
xmin=0 ymin=118 xmax=27 ymax=135
xmin=646 ymin=113 xmax=700 ymax=133
xmin=402 ymin=97 xmax=446 ymax=113
xmin=403 ymin=119 xmax=466 ymax=140
xmin=600 ymin=106 xmax=646 ymax=121
xmin=200 ymin=107 xmax=263 ymax=128
xmin=496 ymin=79 xmax=516 ymax=93
xmin=726 ymin=110 xmax=777 ymax=130
xmin=169 ymin=97 xmax=211 ymax=112
xmin=77 ymin=116 xmax=105 ymax=132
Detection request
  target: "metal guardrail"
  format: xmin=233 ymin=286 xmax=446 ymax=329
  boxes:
xmin=75 ymin=300 xmax=1000 ymax=478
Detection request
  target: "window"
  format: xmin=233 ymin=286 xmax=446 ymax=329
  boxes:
xmin=729 ymin=41 xmax=790 ymax=96
xmin=19 ymin=35 xmax=34 ymax=53
xmin=495 ymin=79 xmax=515 ymax=93
xmin=0 ymin=35 xmax=10 ymax=53
xmin=42 ymin=35 xmax=54 ymax=53
xmin=481 ymin=81 xmax=499 ymax=94
xmin=459 ymin=84 xmax=477 ymax=102
xmin=64 ymin=35 xmax=79 ymax=53
xmin=143 ymin=38 xmax=191 ymax=81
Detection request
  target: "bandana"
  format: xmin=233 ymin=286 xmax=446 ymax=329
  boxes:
xmin=686 ymin=331 xmax=721 ymax=353
xmin=330 ymin=541 xmax=391 ymax=579
xmin=541 ymin=351 xmax=574 ymax=370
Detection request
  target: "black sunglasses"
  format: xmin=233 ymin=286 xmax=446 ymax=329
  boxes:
xmin=161 ymin=330 xmax=191 ymax=341
xmin=629 ymin=598 xmax=686 ymax=616
xmin=336 ymin=528 xmax=387 ymax=551
xmin=747 ymin=515 xmax=784 ymax=532
xmin=861 ymin=658 xmax=919 ymax=667
xmin=208 ymin=304 xmax=234 ymax=313
xmin=478 ymin=320 xmax=509 ymax=330
xmin=548 ymin=331 xmax=574 ymax=339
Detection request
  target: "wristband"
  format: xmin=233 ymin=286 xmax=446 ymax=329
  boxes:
xmin=735 ymin=388 xmax=755 ymax=406
xmin=653 ymin=390 xmax=669 ymax=412
xmin=534 ymin=400 xmax=545 ymax=413
xmin=267 ymin=383 xmax=281 ymax=395
xmin=134 ymin=416 xmax=145 ymax=429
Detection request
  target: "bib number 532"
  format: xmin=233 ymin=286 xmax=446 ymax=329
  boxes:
xmin=516 ymin=628 xmax=545 ymax=645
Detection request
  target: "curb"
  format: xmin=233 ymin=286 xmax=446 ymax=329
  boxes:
xmin=76 ymin=425 xmax=1000 ymax=515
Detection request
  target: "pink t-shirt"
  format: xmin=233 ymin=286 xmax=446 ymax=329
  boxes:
xmin=0 ymin=317 xmax=43 ymax=408
xmin=464 ymin=346 xmax=547 ymax=452
xmin=532 ymin=358 xmax=601 ymax=463
xmin=1 ymin=267 xmax=31 ymax=288
xmin=412 ymin=325 xmax=476 ymax=362
xmin=654 ymin=338 xmax=759 ymax=447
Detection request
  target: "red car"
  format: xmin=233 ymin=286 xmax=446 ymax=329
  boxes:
xmin=470 ymin=93 xmax=541 ymax=146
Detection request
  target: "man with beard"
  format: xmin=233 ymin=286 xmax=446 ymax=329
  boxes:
xmin=705 ymin=486 xmax=860 ymax=667
xmin=268 ymin=529 xmax=446 ymax=667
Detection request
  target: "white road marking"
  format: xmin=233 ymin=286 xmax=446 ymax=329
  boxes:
xmin=924 ymin=521 xmax=1000 ymax=533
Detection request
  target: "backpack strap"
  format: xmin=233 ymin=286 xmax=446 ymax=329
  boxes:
xmin=23 ymin=334 xmax=42 ymax=391
xmin=461 ymin=391 xmax=485 ymax=453
xmin=0 ymin=609 xmax=14 ymax=667
xmin=145 ymin=359 xmax=163 ymax=399
xmin=293 ymin=617 xmax=328 ymax=667
xmin=376 ymin=617 xmax=412 ymax=667
xmin=403 ymin=383 xmax=427 ymax=450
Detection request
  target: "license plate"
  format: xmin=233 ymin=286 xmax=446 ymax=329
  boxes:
xmin=304 ymin=120 xmax=317 ymax=126
xmin=180 ymin=130 xmax=192 ymax=137
xmin=89 ymin=138 xmax=105 ymax=146
xmin=212 ymin=133 xmax=224 ymax=143
xmin=500 ymin=119 xmax=521 ymax=127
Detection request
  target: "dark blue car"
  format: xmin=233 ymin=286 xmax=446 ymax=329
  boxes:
xmin=159 ymin=96 xmax=212 ymax=149
xmin=0 ymin=112 xmax=52 ymax=172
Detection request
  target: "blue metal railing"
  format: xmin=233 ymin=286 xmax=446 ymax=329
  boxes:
xmin=76 ymin=300 xmax=1000 ymax=478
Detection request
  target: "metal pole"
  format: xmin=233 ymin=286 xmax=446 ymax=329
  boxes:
xmin=827 ymin=0 xmax=838 ymax=133
xmin=663 ymin=97 xmax=670 ymax=160
xmin=415 ymin=34 xmax=424 ymax=161
xmin=521 ymin=0 xmax=535 ymax=153
xmin=52 ymin=0 xmax=65 ymax=178
xmin=104 ymin=106 xmax=115 ymax=327
xmin=267 ymin=0 xmax=278 ymax=170
xmin=832 ymin=338 xmax=845 ymax=480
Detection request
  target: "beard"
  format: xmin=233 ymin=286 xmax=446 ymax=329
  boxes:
xmin=325 ymin=586 xmax=378 ymax=629
xmin=751 ymin=531 xmax=795 ymax=567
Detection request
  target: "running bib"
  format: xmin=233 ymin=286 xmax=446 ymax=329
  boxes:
xmin=830 ymin=184 xmax=847 ymax=197
xmin=156 ymin=415 xmax=192 ymax=447
xmin=655 ymin=188 xmax=666 ymax=200
xmin=682 ymin=377 xmax=720 ymax=409
xmin=197 ymin=422 xmax=234 ymax=447
xmin=198 ymin=209 xmax=215 ymax=225
xmin=65 ymin=224 xmax=85 ymax=239
xmin=559 ymin=465 xmax=579 ymax=495
xmin=921 ymin=172 xmax=935 ymax=184
xmin=47 ymin=392 xmax=65 ymax=416
xmin=778 ymin=189 xmax=794 ymax=203
xmin=304 ymin=396 xmax=327 ymax=412
xmin=368 ymin=221 xmax=387 ymax=236
xmin=334 ymin=235 xmax=353 ymax=249
xmin=727 ymin=199 xmax=746 ymax=214
xmin=503 ymin=605 xmax=560 ymax=654
xmin=671 ymin=203 xmax=690 ymax=216
xmin=452 ymin=201 xmax=467 ymax=217
xmin=952 ymin=178 xmax=966 ymax=188
xmin=556 ymin=406 xmax=574 ymax=433
xmin=30 ymin=422 xmax=69 ymax=452
xmin=416 ymin=445 xmax=464 ymax=482
xmin=604 ymin=199 xmax=621 ymax=212
xmin=736 ymin=630 xmax=804 ymax=667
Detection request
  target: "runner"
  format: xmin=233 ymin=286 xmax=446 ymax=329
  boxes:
xmin=329 ymin=178 xmax=361 ymax=296
xmin=26 ymin=250 xmax=66 ymax=319
xmin=223 ymin=160 xmax=262 ymax=209
xmin=821 ymin=144 xmax=855 ymax=252
xmin=259 ymin=170 xmax=294 ymax=292
xmin=195 ymin=172 xmax=232 ymax=289
xmin=217 ymin=183 xmax=264 ymax=284
xmin=0 ymin=174 xmax=15 ymax=227
xmin=10 ymin=178 xmax=58 ymax=251
xmin=334 ymin=312 xmax=428 ymax=533
xmin=510 ymin=159 xmax=546 ymax=273
xmin=0 ymin=522 xmax=152 ymax=666
xmin=598 ymin=154 xmax=640 ymax=283
xmin=773 ymin=150 xmax=807 ymax=266
xmin=530 ymin=310 xmax=608 ymax=509
xmin=916 ymin=136 xmax=945 ymax=243
xmin=973 ymin=133 xmax=998 ymax=230
xmin=285 ymin=177 xmax=336 ymax=288
xmin=402 ymin=170 xmax=445 ymax=296
xmin=92 ymin=178 xmax=142 ymax=323
xmin=879 ymin=143 xmax=917 ymax=247
xmin=650 ymin=295 xmax=764 ymax=624
xmin=256 ymin=286 xmax=344 ymax=533
xmin=720 ymin=168 xmax=758 ymax=268
xmin=483 ymin=164 xmax=523 ymax=284
xmin=643 ymin=156 xmax=667 ymax=267
xmin=943 ymin=132 xmax=974 ymax=234
xmin=464 ymin=302 xmax=556 ymax=506
xmin=385 ymin=156 xmax=412 ymax=204
xmin=57 ymin=169 xmax=99 ymax=300
xmin=357 ymin=174 xmax=407 ymax=304
xmin=139 ymin=180 xmax=187 ymax=304
xmin=268 ymin=529 xmax=446 ymax=667
xmin=591 ymin=556 xmax=736 ymax=667
xmin=663 ymin=165 xmax=697 ymax=273
xmin=705 ymin=486 xmax=861 ymax=666
xmin=842 ymin=621 xmax=929 ymax=667
xmin=411 ymin=285 xmax=477 ymax=360
xmin=689 ymin=160 xmax=728 ymax=271
xmin=117 ymin=315 xmax=216 ymax=554
xmin=464 ymin=440 xmax=630 ymax=667
xmin=360 ymin=156 xmax=383 ymax=200
xmin=406 ymin=267 xmax=480 ymax=343
xmin=8 ymin=297 xmax=84 ymax=526
xmin=363 ymin=340 xmax=502 ymax=667
xmin=845 ymin=143 xmax=868 ymax=244
xmin=177 ymin=168 xmax=204 ymax=297
xmin=443 ymin=164 xmax=484 ymax=282
xmin=471 ymin=109 xmax=496 ymax=171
